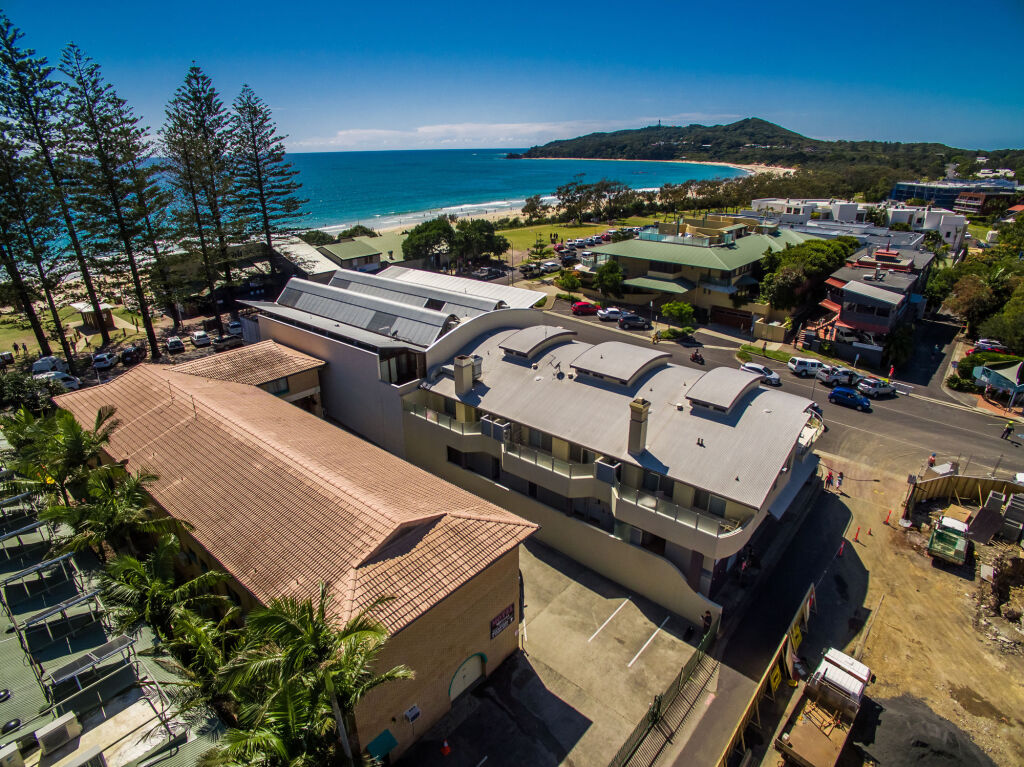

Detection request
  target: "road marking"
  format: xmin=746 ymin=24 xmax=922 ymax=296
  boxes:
xmin=589 ymin=598 xmax=630 ymax=642
xmin=628 ymin=615 xmax=671 ymax=667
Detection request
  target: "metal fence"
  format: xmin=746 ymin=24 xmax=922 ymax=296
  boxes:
xmin=607 ymin=620 xmax=719 ymax=767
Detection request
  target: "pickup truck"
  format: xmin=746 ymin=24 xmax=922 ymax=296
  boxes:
xmin=927 ymin=516 xmax=968 ymax=565
xmin=775 ymin=649 xmax=871 ymax=767
xmin=816 ymin=365 xmax=860 ymax=388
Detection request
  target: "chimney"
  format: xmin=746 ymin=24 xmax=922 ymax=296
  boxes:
xmin=454 ymin=355 xmax=474 ymax=396
xmin=628 ymin=398 xmax=650 ymax=455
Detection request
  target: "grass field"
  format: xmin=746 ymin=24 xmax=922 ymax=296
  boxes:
xmin=499 ymin=216 xmax=662 ymax=252
xmin=967 ymin=222 xmax=991 ymax=243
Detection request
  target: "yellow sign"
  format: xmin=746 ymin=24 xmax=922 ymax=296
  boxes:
xmin=769 ymin=663 xmax=782 ymax=692
xmin=790 ymin=623 xmax=803 ymax=650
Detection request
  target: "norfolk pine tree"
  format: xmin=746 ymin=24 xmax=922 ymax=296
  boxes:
xmin=60 ymin=44 xmax=162 ymax=359
xmin=0 ymin=15 xmax=111 ymax=346
xmin=229 ymin=84 xmax=306 ymax=254
xmin=163 ymin=66 xmax=240 ymax=330
xmin=0 ymin=135 xmax=77 ymax=369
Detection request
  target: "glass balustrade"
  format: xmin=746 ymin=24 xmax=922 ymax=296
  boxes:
xmin=403 ymin=401 xmax=481 ymax=435
xmin=503 ymin=442 xmax=595 ymax=479
xmin=616 ymin=486 xmax=741 ymax=537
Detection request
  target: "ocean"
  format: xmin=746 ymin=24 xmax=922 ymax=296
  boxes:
xmin=286 ymin=150 xmax=747 ymax=232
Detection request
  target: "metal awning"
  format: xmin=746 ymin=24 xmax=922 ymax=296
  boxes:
xmin=365 ymin=729 xmax=398 ymax=759
xmin=23 ymin=589 xmax=100 ymax=628
xmin=0 ymin=520 xmax=43 ymax=543
xmin=47 ymin=634 xmax=134 ymax=686
xmin=819 ymin=299 xmax=841 ymax=313
xmin=622 ymin=276 xmax=697 ymax=294
xmin=1 ymin=552 xmax=73 ymax=586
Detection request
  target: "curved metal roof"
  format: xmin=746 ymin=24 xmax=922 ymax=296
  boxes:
xmin=570 ymin=342 xmax=670 ymax=385
xmin=329 ymin=269 xmax=502 ymax=318
xmin=276 ymin=278 xmax=458 ymax=347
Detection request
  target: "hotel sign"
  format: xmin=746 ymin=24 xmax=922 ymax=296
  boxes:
xmin=490 ymin=604 xmax=514 ymax=639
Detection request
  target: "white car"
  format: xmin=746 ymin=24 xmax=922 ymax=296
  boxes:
xmin=740 ymin=362 xmax=781 ymax=386
xmin=33 ymin=371 xmax=80 ymax=390
xmin=596 ymin=307 xmax=624 ymax=321
xmin=787 ymin=357 xmax=824 ymax=377
xmin=226 ymin=320 xmax=243 ymax=336
xmin=857 ymin=377 xmax=897 ymax=398
xmin=190 ymin=330 xmax=212 ymax=347
xmin=91 ymin=352 xmax=118 ymax=371
xmin=30 ymin=355 xmax=69 ymax=375
xmin=540 ymin=261 xmax=561 ymax=274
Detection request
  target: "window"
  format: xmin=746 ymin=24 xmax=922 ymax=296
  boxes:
xmin=693 ymin=489 xmax=727 ymax=517
xmin=447 ymin=446 xmax=465 ymax=467
xmin=264 ymin=377 xmax=289 ymax=395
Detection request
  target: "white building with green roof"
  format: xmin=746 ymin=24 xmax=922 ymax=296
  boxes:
xmin=587 ymin=220 xmax=820 ymax=329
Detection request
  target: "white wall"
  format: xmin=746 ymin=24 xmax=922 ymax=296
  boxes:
xmin=257 ymin=316 xmax=408 ymax=456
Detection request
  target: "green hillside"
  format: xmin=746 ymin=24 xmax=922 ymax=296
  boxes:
xmin=513 ymin=118 xmax=1024 ymax=179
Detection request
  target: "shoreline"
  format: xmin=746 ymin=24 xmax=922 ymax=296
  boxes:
xmin=303 ymin=157 xmax=794 ymax=236
xmin=524 ymin=156 xmax=796 ymax=176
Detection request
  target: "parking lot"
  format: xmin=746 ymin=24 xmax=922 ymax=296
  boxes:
xmin=399 ymin=540 xmax=700 ymax=766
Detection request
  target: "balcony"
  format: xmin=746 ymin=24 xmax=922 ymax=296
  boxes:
xmin=614 ymin=485 xmax=746 ymax=556
xmin=501 ymin=443 xmax=611 ymax=502
xmin=403 ymin=401 xmax=481 ymax=435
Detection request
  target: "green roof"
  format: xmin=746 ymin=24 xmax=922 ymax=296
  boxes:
xmin=356 ymin=231 xmax=408 ymax=264
xmin=317 ymin=240 xmax=382 ymax=265
xmin=623 ymin=276 xmax=696 ymax=294
xmin=593 ymin=231 xmax=819 ymax=271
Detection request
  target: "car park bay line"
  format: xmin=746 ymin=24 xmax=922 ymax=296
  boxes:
xmin=628 ymin=615 xmax=671 ymax=668
xmin=588 ymin=597 xmax=630 ymax=642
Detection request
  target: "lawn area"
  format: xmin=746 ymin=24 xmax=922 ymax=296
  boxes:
xmin=499 ymin=216 xmax=661 ymax=252
xmin=967 ymin=222 xmax=991 ymax=242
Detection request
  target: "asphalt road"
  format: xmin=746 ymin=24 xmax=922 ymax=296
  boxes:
xmin=537 ymin=306 xmax=1023 ymax=481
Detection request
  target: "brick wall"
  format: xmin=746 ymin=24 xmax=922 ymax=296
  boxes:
xmin=353 ymin=548 xmax=521 ymax=760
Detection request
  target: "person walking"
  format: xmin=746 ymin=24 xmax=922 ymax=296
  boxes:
xmin=824 ymin=470 xmax=834 ymax=491
xmin=836 ymin=471 xmax=844 ymax=493
xmin=1002 ymin=421 xmax=1016 ymax=440
xmin=702 ymin=610 xmax=713 ymax=637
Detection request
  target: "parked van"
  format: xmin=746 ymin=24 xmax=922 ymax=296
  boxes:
xmin=787 ymin=357 xmax=824 ymax=377
xmin=30 ymin=356 xmax=69 ymax=376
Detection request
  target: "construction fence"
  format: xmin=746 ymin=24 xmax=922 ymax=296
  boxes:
xmin=607 ymin=618 xmax=719 ymax=767
xmin=714 ymin=583 xmax=817 ymax=766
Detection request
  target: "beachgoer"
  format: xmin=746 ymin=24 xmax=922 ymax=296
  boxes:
xmin=837 ymin=472 xmax=844 ymax=492
xmin=1002 ymin=421 xmax=1015 ymax=440
xmin=825 ymin=470 xmax=834 ymax=491
xmin=927 ymin=453 xmax=936 ymax=468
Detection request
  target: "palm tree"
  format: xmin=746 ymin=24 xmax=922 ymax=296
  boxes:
xmin=199 ymin=676 xmax=335 ymax=767
xmin=41 ymin=466 xmax=179 ymax=560
xmin=10 ymin=406 xmax=118 ymax=507
xmin=100 ymin=534 xmax=229 ymax=642
xmin=225 ymin=584 xmax=413 ymax=764
xmin=159 ymin=609 xmax=243 ymax=730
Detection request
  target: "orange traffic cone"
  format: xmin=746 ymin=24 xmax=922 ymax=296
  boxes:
xmin=441 ymin=740 xmax=452 ymax=757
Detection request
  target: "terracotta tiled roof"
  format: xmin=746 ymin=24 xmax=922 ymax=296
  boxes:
xmin=54 ymin=366 xmax=535 ymax=632
xmin=173 ymin=340 xmax=325 ymax=387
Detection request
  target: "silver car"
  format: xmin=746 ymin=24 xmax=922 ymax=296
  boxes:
xmin=740 ymin=362 xmax=781 ymax=386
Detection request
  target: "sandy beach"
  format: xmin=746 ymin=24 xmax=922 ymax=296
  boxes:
xmin=528 ymin=156 xmax=796 ymax=176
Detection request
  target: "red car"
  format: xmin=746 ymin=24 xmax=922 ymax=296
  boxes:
xmin=571 ymin=301 xmax=599 ymax=315
xmin=553 ymin=243 xmax=565 ymax=252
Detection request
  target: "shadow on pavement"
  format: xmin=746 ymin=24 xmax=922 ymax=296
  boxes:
xmin=899 ymin=317 xmax=960 ymax=390
xmin=396 ymin=652 xmax=591 ymax=767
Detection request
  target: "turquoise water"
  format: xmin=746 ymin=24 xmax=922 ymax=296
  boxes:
xmin=286 ymin=150 xmax=747 ymax=231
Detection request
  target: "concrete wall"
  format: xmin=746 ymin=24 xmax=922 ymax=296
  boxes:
xmin=404 ymin=415 xmax=721 ymax=626
xmin=354 ymin=550 xmax=522 ymax=760
xmin=257 ymin=315 xmax=407 ymax=455
xmin=754 ymin=318 xmax=788 ymax=342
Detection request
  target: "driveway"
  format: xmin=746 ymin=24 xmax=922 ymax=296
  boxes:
xmin=399 ymin=540 xmax=700 ymax=766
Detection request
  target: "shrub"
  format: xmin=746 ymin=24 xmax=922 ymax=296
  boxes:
xmin=946 ymin=375 xmax=981 ymax=393
xmin=661 ymin=327 xmax=694 ymax=339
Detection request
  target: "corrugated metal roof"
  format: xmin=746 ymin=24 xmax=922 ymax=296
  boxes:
xmin=842 ymin=280 xmax=904 ymax=306
xmin=424 ymin=327 xmax=812 ymax=509
xmin=329 ymin=269 xmax=501 ymax=318
xmin=275 ymin=278 xmax=458 ymax=347
xmin=685 ymin=368 xmax=761 ymax=410
xmin=570 ymin=342 xmax=670 ymax=384
xmin=244 ymin=302 xmax=417 ymax=350
xmin=317 ymin=240 xmax=382 ymax=264
xmin=592 ymin=231 xmax=819 ymax=271
xmin=378 ymin=266 xmax=545 ymax=309
xmin=622 ymin=276 xmax=697 ymax=294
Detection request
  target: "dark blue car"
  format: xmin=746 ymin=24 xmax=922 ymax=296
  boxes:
xmin=828 ymin=386 xmax=871 ymax=411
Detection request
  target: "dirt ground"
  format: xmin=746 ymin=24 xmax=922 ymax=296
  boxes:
xmin=817 ymin=451 xmax=1024 ymax=766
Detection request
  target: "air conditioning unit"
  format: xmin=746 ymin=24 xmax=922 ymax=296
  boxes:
xmin=404 ymin=705 xmax=421 ymax=724
xmin=0 ymin=743 xmax=23 ymax=767
xmin=35 ymin=712 xmax=82 ymax=756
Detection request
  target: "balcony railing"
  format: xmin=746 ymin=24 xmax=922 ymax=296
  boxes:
xmin=504 ymin=442 xmax=596 ymax=479
xmin=403 ymin=401 xmax=481 ymax=435
xmin=616 ymin=486 xmax=741 ymax=537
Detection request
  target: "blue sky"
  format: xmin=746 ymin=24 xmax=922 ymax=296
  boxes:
xmin=6 ymin=0 xmax=1023 ymax=152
